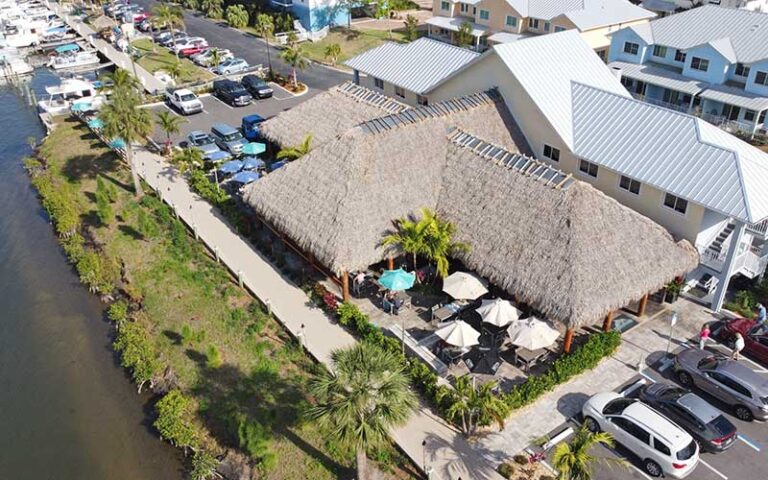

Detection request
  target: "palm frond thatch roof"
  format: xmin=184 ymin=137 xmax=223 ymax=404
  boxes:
xmin=92 ymin=15 xmax=116 ymax=30
xmin=244 ymin=91 xmax=697 ymax=328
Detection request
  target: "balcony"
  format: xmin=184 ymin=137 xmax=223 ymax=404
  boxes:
xmin=631 ymin=93 xmax=691 ymax=113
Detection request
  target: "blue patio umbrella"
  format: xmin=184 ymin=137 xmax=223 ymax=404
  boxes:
xmin=219 ymin=160 xmax=244 ymax=174
xmin=379 ymin=268 xmax=416 ymax=291
xmin=242 ymin=142 xmax=266 ymax=156
xmin=109 ymin=138 xmax=126 ymax=149
xmin=87 ymin=117 xmax=104 ymax=129
xmin=231 ymin=171 xmax=260 ymax=184
xmin=71 ymin=101 xmax=92 ymax=112
xmin=207 ymin=150 xmax=231 ymax=163
xmin=55 ymin=43 xmax=80 ymax=54
xmin=242 ymin=156 xmax=265 ymax=170
xmin=270 ymin=160 xmax=287 ymax=171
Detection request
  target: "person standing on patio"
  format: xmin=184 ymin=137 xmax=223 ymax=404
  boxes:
xmin=732 ymin=332 xmax=745 ymax=360
xmin=756 ymin=303 xmax=767 ymax=325
xmin=353 ymin=271 xmax=366 ymax=296
xmin=698 ymin=323 xmax=710 ymax=350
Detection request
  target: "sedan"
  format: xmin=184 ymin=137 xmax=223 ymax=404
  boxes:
xmin=674 ymin=349 xmax=768 ymax=421
xmin=179 ymin=44 xmax=208 ymax=58
xmin=714 ymin=318 xmax=768 ymax=365
xmin=192 ymin=48 xmax=233 ymax=67
xmin=186 ymin=131 xmax=221 ymax=158
xmin=215 ymin=58 xmax=249 ymax=75
xmin=639 ymin=383 xmax=737 ymax=452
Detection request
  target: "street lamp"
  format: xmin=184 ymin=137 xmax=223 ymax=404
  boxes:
xmin=665 ymin=311 xmax=678 ymax=357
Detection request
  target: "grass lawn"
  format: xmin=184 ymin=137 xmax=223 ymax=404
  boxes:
xmin=33 ymin=119 xmax=415 ymax=479
xmin=131 ymin=38 xmax=214 ymax=85
xmin=298 ymin=28 xmax=408 ymax=66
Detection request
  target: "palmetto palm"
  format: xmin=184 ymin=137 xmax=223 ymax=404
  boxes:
xmin=436 ymin=375 xmax=509 ymax=436
xmin=167 ymin=61 xmax=184 ymax=83
xmin=551 ymin=424 xmax=625 ymax=480
xmin=276 ymin=133 xmax=312 ymax=161
xmin=155 ymin=111 xmax=186 ymax=155
xmin=279 ymin=44 xmax=309 ymax=89
xmin=306 ymin=343 xmax=416 ymax=480
xmin=209 ymin=48 xmax=223 ymax=69
xmin=225 ymin=4 xmax=248 ymax=29
xmin=153 ymin=4 xmax=184 ymax=59
xmin=172 ymin=147 xmax=204 ymax=174
xmin=201 ymin=0 xmax=223 ymax=19
xmin=421 ymin=208 xmax=470 ymax=279
xmin=382 ymin=213 xmax=430 ymax=270
xmin=324 ymin=43 xmax=341 ymax=66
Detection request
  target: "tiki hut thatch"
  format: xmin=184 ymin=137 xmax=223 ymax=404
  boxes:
xmin=92 ymin=15 xmax=116 ymax=30
xmin=244 ymin=90 xmax=697 ymax=329
xmin=259 ymin=82 xmax=409 ymax=149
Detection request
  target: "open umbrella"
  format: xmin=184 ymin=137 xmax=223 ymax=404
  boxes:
xmin=231 ymin=170 xmax=260 ymax=184
xmin=507 ymin=317 xmax=559 ymax=350
xmin=71 ymin=101 xmax=92 ymax=112
xmin=242 ymin=156 xmax=265 ymax=170
xmin=379 ymin=268 xmax=416 ymax=291
xmin=242 ymin=142 xmax=266 ymax=155
xmin=443 ymin=272 xmax=488 ymax=300
xmin=207 ymin=150 xmax=231 ymax=163
xmin=219 ymin=160 xmax=244 ymax=174
xmin=87 ymin=117 xmax=104 ymax=129
xmin=435 ymin=320 xmax=480 ymax=348
xmin=476 ymin=298 xmax=520 ymax=327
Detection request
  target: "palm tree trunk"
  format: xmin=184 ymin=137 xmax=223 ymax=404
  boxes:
xmin=126 ymin=145 xmax=144 ymax=198
xmin=265 ymin=35 xmax=272 ymax=78
xmin=292 ymin=68 xmax=297 ymax=88
xmin=355 ymin=447 xmax=368 ymax=480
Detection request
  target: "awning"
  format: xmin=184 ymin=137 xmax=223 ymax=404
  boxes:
xmin=55 ymin=43 xmax=80 ymax=54
xmin=699 ymin=84 xmax=768 ymax=112
xmin=426 ymin=16 xmax=489 ymax=37
xmin=609 ymin=61 xmax=705 ymax=96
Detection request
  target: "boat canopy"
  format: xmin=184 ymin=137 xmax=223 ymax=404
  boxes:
xmin=55 ymin=43 xmax=79 ymax=54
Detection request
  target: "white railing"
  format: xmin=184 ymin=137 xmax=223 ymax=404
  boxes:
xmin=697 ymin=244 xmax=726 ymax=272
xmin=739 ymin=250 xmax=768 ymax=278
xmin=274 ymin=26 xmax=328 ymax=45
xmin=748 ymin=218 xmax=768 ymax=236
xmin=701 ymin=113 xmax=756 ymax=135
xmin=643 ymin=95 xmax=691 ymax=113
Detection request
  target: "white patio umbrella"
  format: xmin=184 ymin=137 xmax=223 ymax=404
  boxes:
xmin=435 ymin=320 xmax=481 ymax=348
xmin=442 ymin=272 xmax=488 ymax=300
xmin=506 ymin=317 xmax=560 ymax=350
xmin=475 ymin=298 xmax=520 ymax=327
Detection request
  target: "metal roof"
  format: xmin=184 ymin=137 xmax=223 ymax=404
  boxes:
xmin=571 ymin=82 xmax=768 ymax=223
xmin=425 ymin=16 xmax=489 ymax=37
xmin=641 ymin=0 xmax=677 ymax=13
xmin=627 ymin=5 xmax=768 ymax=64
xmin=487 ymin=31 xmax=531 ymax=44
xmin=494 ymin=30 xmax=630 ymax=149
xmin=344 ymin=37 xmax=480 ymax=95
xmin=609 ymin=61 xmax=705 ymax=96
xmin=503 ymin=0 xmax=654 ymax=27
xmin=699 ymin=83 xmax=768 ymax=112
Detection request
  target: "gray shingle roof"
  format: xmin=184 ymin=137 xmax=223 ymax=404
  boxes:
xmin=344 ymin=38 xmax=480 ymax=95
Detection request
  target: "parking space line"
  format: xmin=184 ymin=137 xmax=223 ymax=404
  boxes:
xmin=737 ymin=434 xmax=762 ymax=452
xmin=161 ymin=103 xmax=181 ymax=116
xmin=698 ymin=458 xmax=728 ymax=480
xmin=210 ymin=96 xmax=234 ymax=110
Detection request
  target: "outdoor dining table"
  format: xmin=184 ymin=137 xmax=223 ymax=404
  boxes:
xmin=513 ymin=346 xmax=548 ymax=373
xmin=432 ymin=304 xmax=460 ymax=323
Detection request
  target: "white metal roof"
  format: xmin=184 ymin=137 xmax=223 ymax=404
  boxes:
xmin=344 ymin=37 xmax=480 ymax=95
xmin=609 ymin=61 xmax=705 ymax=96
xmin=504 ymin=0 xmax=654 ymax=27
xmin=571 ymin=82 xmax=768 ymax=223
xmin=426 ymin=16 xmax=489 ymax=37
xmin=487 ymin=31 xmax=530 ymax=43
xmin=699 ymin=83 xmax=768 ymax=112
xmin=493 ymin=30 xmax=630 ymax=149
xmin=641 ymin=0 xmax=676 ymax=13
xmin=627 ymin=5 xmax=768 ymax=64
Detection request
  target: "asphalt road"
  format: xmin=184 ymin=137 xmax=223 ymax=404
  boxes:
xmin=131 ymin=0 xmax=350 ymax=92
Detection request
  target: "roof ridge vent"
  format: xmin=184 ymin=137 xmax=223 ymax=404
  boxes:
xmin=336 ymin=81 xmax=408 ymax=114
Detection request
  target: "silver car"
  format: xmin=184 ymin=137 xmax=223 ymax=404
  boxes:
xmin=674 ymin=349 xmax=768 ymax=421
xmin=186 ymin=131 xmax=221 ymax=158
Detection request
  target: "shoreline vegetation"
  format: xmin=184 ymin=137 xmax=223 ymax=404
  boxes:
xmin=24 ymin=118 xmax=413 ymax=479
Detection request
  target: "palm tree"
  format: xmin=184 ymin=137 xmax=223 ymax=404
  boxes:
xmin=173 ymin=147 xmax=204 ymax=174
xmin=167 ymin=60 xmax=184 ymax=84
xmin=100 ymin=68 xmax=140 ymax=92
xmin=324 ymin=43 xmax=342 ymax=66
xmin=551 ymin=423 xmax=625 ymax=480
xmin=255 ymin=13 xmax=274 ymax=77
xmin=382 ymin=214 xmax=429 ymax=270
xmin=276 ymin=133 xmax=312 ymax=161
xmin=209 ymin=48 xmax=223 ymax=70
xmin=279 ymin=43 xmax=309 ymax=89
xmin=201 ymin=0 xmax=223 ymax=19
xmin=436 ymin=375 xmax=509 ymax=436
xmin=225 ymin=4 xmax=248 ymax=29
xmin=155 ymin=111 xmax=186 ymax=155
xmin=306 ymin=343 xmax=416 ymax=480
xmin=420 ymin=208 xmax=470 ymax=279
xmin=153 ymin=4 xmax=185 ymax=59
xmin=101 ymin=88 xmax=153 ymax=198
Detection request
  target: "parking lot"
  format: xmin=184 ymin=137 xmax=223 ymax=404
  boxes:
xmin=540 ymin=339 xmax=768 ymax=480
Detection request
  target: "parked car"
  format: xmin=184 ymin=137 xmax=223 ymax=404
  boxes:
xmin=212 ymin=79 xmax=252 ymax=107
xmin=191 ymin=48 xmax=232 ymax=67
xmin=166 ymin=88 xmax=204 ymax=115
xmin=210 ymin=123 xmax=248 ymax=155
xmin=186 ymin=131 xmax=221 ymax=158
xmin=713 ymin=318 xmax=768 ymax=365
xmin=137 ymin=18 xmax=154 ymax=32
xmin=582 ymin=392 xmax=699 ymax=478
xmin=171 ymin=37 xmax=207 ymax=54
xmin=158 ymin=31 xmax=188 ymax=48
xmin=240 ymin=74 xmax=273 ymax=99
xmin=674 ymin=349 xmax=768 ymax=421
xmin=241 ymin=114 xmax=266 ymax=141
xmin=639 ymin=383 xmax=737 ymax=452
xmin=179 ymin=44 xmax=208 ymax=58
xmin=215 ymin=57 xmax=248 ymax=75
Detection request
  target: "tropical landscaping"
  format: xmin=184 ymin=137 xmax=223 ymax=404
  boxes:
xmin=131 ymin=38 xmax=214 ymax=85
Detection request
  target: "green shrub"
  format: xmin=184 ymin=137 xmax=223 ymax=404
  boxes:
xmin=136 ymin=209 xmax=160 ymax=238
xmin=76 ymin=249 xmax=119 ymax=295
xmin=154 ymin=390 xmax=199 ymax=450
xmin=114 ymin=321 xmax=159 ymax=392
xmin=497 ymin=462 xmax=515 ymax=479
xmin=205 ymin=344 xmax=223 ymax=368
xmin=189 ymin=449 xmax=218 ymax=480
xmin=236 ymin=417 xmax=276 ymax=470
xmin=513 ymin=454 xmax=528 ymax=465
xmin=107 ymin=299 xmax=129 ymax=324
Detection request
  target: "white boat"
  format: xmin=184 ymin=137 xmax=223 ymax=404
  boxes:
xmin=1 ymin=55 xmax=32 ymax=77
xmin=48 ymin=50 xmax=101 ymax=70
xmin=1 ymin=23 xmax=40 ymax=47
xmin=37 ymin=77 xmax=107 ymax=116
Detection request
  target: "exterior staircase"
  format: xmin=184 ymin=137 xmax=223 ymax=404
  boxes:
xmin=707 ymin=222 xmax=735 ymax=256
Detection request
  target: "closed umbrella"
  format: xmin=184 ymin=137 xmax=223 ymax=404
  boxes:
xmin=242 ymin=142 xmax=266 ymax=155
xmin=507 ymin=317 xmax=560 ymax=350
xmin=242 ymin=156 xmax=265 ymax=170
xmin=87 ymin=117 xmax=104 ymax=129
xmin=379 ymin=268 xmax=415 ymax=291
xmin=219 ymin=160 xmax=244 ymax=174
xmin=476 ymin=298 xmax=520 ymax=327
xmin=435 ymin=320 xmax=480 ymax=348
xmin=443 ymin=272 xmax=488 ymax=300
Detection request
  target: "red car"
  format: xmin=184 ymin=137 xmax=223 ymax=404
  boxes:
xmin=715 ymin=318 xmax=768 ymax=365
xmin=179 ymin=45 xmax=208 ymax=58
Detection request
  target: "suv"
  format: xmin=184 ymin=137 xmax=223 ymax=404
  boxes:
xmin=241 ymin=74 xmax=273 ymax=99
xmin=675 ymin=349 xmax=768 ymax=421
xmin=582 ymin=392 xmax=699 ymax=478
xmin=213 ymin=79 xmax=252 ymax=107
xmin=714 ymin=318 xmax=768 ymax=365
xmin=210 ymin=123 xmax=247 ymax=155
xmin=639 ymin=383 xmax=737 ymax=452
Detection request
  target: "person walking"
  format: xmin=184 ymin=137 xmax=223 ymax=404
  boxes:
xmin=699 ymin=323 xmax=711 ymax=350
xmin=732 ymin=332 xmax=745 ymax=360
xmin=757 ymin=302 xmax=767 ymax=324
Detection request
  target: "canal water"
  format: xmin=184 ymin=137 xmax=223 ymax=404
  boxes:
xmin=0 ymin=71 xmax=182 ymax=479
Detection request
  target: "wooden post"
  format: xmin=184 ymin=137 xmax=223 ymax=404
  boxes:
xmin=638 ymin=293 xmax=649 ymax=317
xmin=563 ymin=329 xmax=574 ymax=354
xmin=387 ymin=256 xmax=394 ymax=270
xmin=341 ymin=270 xmax=350 ymax=302
xmin=603 ymin=311 xmax=615 ymax=332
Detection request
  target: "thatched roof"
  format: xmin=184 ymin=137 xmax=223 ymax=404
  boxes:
xmin=91 ymin=15 xmax=115 ymax=30
xmin=260 ymin=82 xmax=408 ymax=149
xmin=244 ymin=91 xmax=697 ymax=328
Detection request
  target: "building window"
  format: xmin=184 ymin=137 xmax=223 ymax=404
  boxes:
xmin=623 ymin=42 xmax=639 ymax=55
xmin=690 ymin=57 xmax=709 ymax=72
xmin=745 ymin=109 xmax=756 ymax=122
xmin=578 ymin=159 xmax=598 ymax=178
xmin=417 ymin=95 xmax=428 ymax=106
xmin=544 ymin=22 xmax=550 ymax=32
xmin=735 ymin=63 xmax=750 ymax=77
xmin=755 ymin=71 xmax=768 ymax=86
xmin=652 ymin=45 xmax=667 ymax=58
xmin=479 ymin=9 xmax=490 ymax=20
xmin=619 ymin=175 xmax=641 ymax=195
xmin=529 ymin=18 xmax=539 ymax=29
xmin=663 ymin=192 xmax=688 ymax=214
xmin=440 ymin=0 xmax=449 ymax=11
xmin=674 ymin=49 xmax=686 ymax=62
xmin=760 ymin=111 xmax=767 ymax=124
xmin=373 ymin=77 xmax=384 ymax=89
xmin=554 ymin=26 xmax=566 ymax=32
xmin=543 ymin=144 xmax=560 ymax=162
xmin=394 ymin=86 xmax=405 ymax=98
xmin=460 ymin=3 xmax=469 ymax=13
xmin=506 ymin=15 xmax=517 ymax=27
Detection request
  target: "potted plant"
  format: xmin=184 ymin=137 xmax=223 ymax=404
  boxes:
xmin=664 ymin=278 xmax=684 ymax=303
